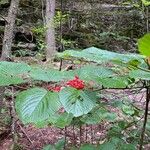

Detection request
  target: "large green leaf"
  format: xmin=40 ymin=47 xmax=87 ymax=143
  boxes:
xmin=99 ymin=142 xmax=116 ymax=150
xmin=0 ymin=61 xmax=31 ymax=86
xmin=84 ymin=47 xmax=143 ymax=63
xmin=122 ymin=105 xmax=135 ymax=116
xmin=30 ymin=67 xmax=77 ymax=82
xmin=129 ymin=69 xmax=150 ymax=80
xmin=42 ymin=139 xmax=65 ymax=150
xmin=59 ymin=88 xmax=97 ymax=117
xmin=30 ymin=67 xmax=64 ymax=82
xmin=0 ymin=61 xmax=31 ymax=74
xmin=119 ymin=144 xmax=136 ymax=150
xmin=76 ymin=65 xmax=114 ymax=81
xmin=0 ymin=72 xmax=25 ymax=86
xmin=54 ymin=112 xmax=73 ymax=128
xmin=80 ymin=144 xmax=96 ymax=150
xmin=57 ymin=47 xmax=145 ymax=64
xmin=42 ymin=145 xmax=55 ymax=150
xmin=81 ymin=108 xmax=116 ymax=124
xmin=99 ymin=138 xmax=136 ymax=150
xmin=97 ymin=76 xmax=129 ymax=88
xmin=138 ymin=33 xmax=150 ymax=56
xmin=55 ymin=138 xmax=65 ymax=150
xmin=16 ymin=88 xmax=61 ymax=125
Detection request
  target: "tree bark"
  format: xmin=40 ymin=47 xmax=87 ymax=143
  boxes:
xmin=1 ymin=0 xmax=20 ymax=60
xmin=45 ymin=0 xmax=56 ymax=61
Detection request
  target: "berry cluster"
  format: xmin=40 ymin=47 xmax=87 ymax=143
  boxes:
xmin=47 ymin=76 xmax=84 ymax=92
xmin=66 ymin=76 xmax=85 ymax=90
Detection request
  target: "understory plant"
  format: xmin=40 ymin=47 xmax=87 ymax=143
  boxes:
xmin=0 ymin=34 xmax=150 ymax=150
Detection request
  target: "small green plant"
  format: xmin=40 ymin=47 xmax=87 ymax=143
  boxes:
xmin=32 ymin=25 xmax=46 ymax=52
xmin=13 ymin=49 xmax=35 ymax=57
xmin=54 ymin=11 xmax=69 ymax=28
xmin=141 ymin=0 xmax=150 ymax=6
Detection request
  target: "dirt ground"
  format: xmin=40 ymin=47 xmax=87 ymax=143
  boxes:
xmin=0 ymin=122 xmax=108 ymax=150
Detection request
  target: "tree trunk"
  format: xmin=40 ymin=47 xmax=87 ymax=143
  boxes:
xmin=45 ymin=0 xmax=56 ymax=61
xmin=0 ymin=0 xmax=20 ymax=140
xmin=1 ymin=0 xmax=20 ymax=60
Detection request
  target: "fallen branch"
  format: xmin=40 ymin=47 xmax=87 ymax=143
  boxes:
xmin=18 ymin=123 xmax=33 ymax=144
xmin=16 ymin=43 xmax=36 ymax=50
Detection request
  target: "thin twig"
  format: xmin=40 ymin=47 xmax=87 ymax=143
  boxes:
xmin=79 ymin=125 xmax=82 ymax=146
xmin=93 ymin=86 xmax=147 ymax=92
xmin=13 ymin=85 xmax=28 ymax=90
xmin=73 ymin=125 xmax=76 ymax=146
xmin=139 ymin=86 xmax=150 ymax=150
xmin=64 ymin=127 xmax=67 ymax=149
xmin=10 ymin=87 xmax=17 ymax=148
xmin=59 ymin=59 xmax=63 ymax=71
xmin=90 ymin=125 xmax=93 ymax=144
xmin=18 ymin=123 xmax=33 ymax=144
xmin=85 ymin=125 xmax=88 ymax=143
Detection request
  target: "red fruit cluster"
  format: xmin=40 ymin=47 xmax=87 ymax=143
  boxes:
xmin=47 ymin=76 xmax=84 ymax=92
xmin=66 ymin=76 xmax=85 ymax=90
xmin=47 ymin=86 xmax=62 ymax=92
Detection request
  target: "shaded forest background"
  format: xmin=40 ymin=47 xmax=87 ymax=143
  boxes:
xmin=0 ymin=0 xmax=149 ymax=57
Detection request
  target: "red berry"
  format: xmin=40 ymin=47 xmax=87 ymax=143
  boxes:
xmin=47 ymin=85 xmax=62 ymax=92
xmin=66 ymin=76 xmax=85 ymax=90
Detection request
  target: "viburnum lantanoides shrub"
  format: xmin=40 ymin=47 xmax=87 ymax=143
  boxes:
xmin=0 ymin=33 xmax=150 ymax=149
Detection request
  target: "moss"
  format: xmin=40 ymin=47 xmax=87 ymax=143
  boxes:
xmin=0 ymin=26 xmax=4 ymax=33
xmin=0 ymin=0 xmax=9 ymax=5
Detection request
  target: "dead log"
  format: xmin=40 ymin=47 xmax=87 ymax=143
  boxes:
xmin=0 ymin=43 xmax=36 ymax=51
xmin=16 ymin=43 xmax=36 ymax=50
